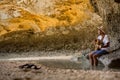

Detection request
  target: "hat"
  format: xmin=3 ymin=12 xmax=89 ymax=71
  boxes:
xmin=97 ymin=26 xmax=105 ymax=34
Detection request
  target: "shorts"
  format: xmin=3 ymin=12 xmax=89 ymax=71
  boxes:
xmin=92 ymin=50 xmax=109 ymax=56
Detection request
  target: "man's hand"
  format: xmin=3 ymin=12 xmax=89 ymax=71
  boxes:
xmin=96 ymin=45 xmax=101 ymax=49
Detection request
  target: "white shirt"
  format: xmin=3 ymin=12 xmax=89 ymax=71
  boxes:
xmin=97 ymin=35 xmax=110 ymax=52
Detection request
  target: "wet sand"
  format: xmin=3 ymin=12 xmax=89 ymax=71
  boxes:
xmin=0 ymin=60 xmax=120 ymax=80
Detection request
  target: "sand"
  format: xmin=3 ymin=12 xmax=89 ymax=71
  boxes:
xmin=0 ymin=59 xmax=120 ymax=80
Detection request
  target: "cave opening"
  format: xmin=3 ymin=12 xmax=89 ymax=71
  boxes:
xmin=114 ymin=0 xmax=120 ymax=3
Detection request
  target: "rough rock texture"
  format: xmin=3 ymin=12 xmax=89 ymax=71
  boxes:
xmin=98 ymin=51 xmax=120 ymax=68
xmin=0 ymin=0 xmax=102 ymax=53
xmin=91 ymin=0 xmax=120 ymax=68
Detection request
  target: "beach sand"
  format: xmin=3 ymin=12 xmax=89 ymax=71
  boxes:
xmin=0 ymin=60 xmax=120 ymax=80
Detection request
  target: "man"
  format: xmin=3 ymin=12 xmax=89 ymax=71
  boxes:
xmin=89 ymin=27 xmax=110 ymax=66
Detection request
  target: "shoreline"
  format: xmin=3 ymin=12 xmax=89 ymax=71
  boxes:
xmin=0 ymin=56 xmax=73 ymax=61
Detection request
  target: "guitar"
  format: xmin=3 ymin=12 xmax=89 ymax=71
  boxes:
xmin=94 ymin=39 xmax=104 ymax=50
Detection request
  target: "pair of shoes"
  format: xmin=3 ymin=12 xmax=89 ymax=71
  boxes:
xmin=19 ymin=63 xmax=41 ymax=70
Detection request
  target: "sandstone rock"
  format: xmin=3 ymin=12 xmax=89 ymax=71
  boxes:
xmin=91 ymin=0 xmax=120 ymax=68
xmin=98 ymin=50 xmax=120 ymax=68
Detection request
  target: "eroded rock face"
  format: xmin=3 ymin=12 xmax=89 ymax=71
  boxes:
xmin=0 ymin=0 xmax=102 ymax=53
xmin=90 ymin=0 xmax=120 ymax=68
xmin=98 ymin=51 xmax=120 ymax=68
xmin=91 ymin=0 xmax=120 ymax=48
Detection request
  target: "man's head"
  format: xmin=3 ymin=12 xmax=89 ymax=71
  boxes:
xmin=97 ymin=26 xmax=105 ymax=35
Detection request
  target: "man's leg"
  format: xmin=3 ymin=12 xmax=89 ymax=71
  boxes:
xmin=89 ymin=52 xmax=94 ymax=66
xmin=93 ymin=54 xmax=99 ymax=66
xmin=93 ymin=50 xmax=105 ymax=66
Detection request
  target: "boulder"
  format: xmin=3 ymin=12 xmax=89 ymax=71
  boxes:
xmin=98 ymin=50 xmax=120 ymax=68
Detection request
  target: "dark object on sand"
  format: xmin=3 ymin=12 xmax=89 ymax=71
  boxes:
xmin=19 ymin=63 xmax=41 ymax=70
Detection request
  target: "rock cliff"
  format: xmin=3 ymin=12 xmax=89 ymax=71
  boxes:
xmin=0 ymin=0 xmax=102 ymax=53
xmin=90 ymin=0 xmax=120 ymax=68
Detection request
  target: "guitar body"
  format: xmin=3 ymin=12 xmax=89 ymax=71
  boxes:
xmin=94 ymin=39 xmax=104 ymax=50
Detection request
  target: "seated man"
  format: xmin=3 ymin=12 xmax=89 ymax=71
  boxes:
xmin=89 ymin=27 xmax=110 ymax=66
